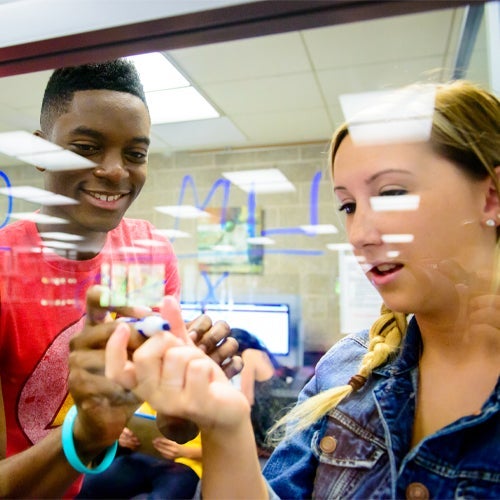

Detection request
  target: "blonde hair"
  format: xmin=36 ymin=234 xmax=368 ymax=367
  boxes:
xmin=268 ymin=305 xmax=407 ymax=442
xmin=268 ymin=80 xmax=500 ymax=444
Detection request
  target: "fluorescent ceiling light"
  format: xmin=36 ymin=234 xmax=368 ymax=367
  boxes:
xmin=0 ymin=131 xmax=59 ymax=156
xmin=340 ymin=86 xmax=436 ymax=145
xmin=0 ymin=186 xmax=78 ymax=206
xmin=370 ymin=195 xmax=420 ymax=212
xmin=9 ymin=212 xmax=68 ymax=224
xmin=147 ymin=87 xmax=219 ymax=124
xmin=300 ymin=224 xmax=338 ymax=235
xmin=153 ymin=229 xmax=191 ymax=239
xmin=222 ymin=168 xmax=295 ymax=193
xmin=127 ymin=52 xmax=219 ymax=124
xmin=127 ymin=53 xmax=189 ymax=91
xmin=0 ymin=130 xmax=96 ymax=171
xmin=381 ymin=234 xmax=414 ymax=243
xmin=155 ymin=205 xmax=211 ymax=219
xmin=19 ymin=150 xmax=96 ymax=171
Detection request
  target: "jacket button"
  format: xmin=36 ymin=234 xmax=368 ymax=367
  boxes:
xmin=319 ymin=436 xmax=337 ymax=453
xmin=406 ymin=482 xmax=429 ymax=500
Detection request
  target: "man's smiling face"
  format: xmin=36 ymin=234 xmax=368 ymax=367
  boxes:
xmin=40 ymin=89 xmax=151 ymax=236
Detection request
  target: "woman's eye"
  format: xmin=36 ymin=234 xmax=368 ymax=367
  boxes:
xmin=380 ymin=188 xmax=408 ymax=196
xmin=338 ymin=202 xmax=356 ymax=214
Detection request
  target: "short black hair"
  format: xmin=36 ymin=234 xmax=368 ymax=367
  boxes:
xmin=40 ymin=58 xmax=147 ymax=132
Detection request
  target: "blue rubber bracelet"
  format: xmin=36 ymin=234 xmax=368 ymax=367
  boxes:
xmin=61 ymin=405 xmax=118 ymax=475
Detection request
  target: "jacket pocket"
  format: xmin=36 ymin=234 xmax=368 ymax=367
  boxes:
xmin=312 ymin=408 xmax=388 ymax=499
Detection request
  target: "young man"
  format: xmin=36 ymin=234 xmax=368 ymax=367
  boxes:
xmin=0 ymin=59 xmax=237 ymax=497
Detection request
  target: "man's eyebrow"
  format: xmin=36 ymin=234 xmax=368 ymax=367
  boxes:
xmin=131 ymin=136 xmax=151 ymax=147
xmin=69 ymin=126 xmax=103 ymax=140
xmin=68 ymin=126 xmax=150 ymax=146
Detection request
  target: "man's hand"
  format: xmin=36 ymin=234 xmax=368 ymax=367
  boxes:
xmin=68 ymin=285 xmax=149 ymax=455
xmin=187 ymin=315 xmax=242 ymax=379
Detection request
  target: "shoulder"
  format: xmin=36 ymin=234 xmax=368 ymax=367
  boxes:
xmin=320 ymin=330 xmax=370 ymax=365
xmin=241 ymin=349 xmax=261 ymax=368
xmin=313 ymin=330 xmax=370 ymax=388
xmin=0 ymin=219 xmax=37 ymax=243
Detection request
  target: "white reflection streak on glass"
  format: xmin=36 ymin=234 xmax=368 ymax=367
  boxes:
xmin=10 ymin=213 xmax=68 ymax=224
xmin=0 ymin=186 xmax=78 ymax=206
xmin=39 ymin=232 xmax=83 ymax=241
xmin=155 ymin=205 xmax=211 ymax=219
xmin=152 ymin=229 xmax=191 ymax=239
xmin=339 ymin=86 xmax=436 ymax=145
xmin=386 ymin=250 xmax=400 ymax=258
xmin=133 ymin=239 xmax=169 ymax=247
xmin=326 ymin=243 xmax=353 ymax=252
xmin=370 ymin=195 xmax=420 ymax=212
xmin=300 ymin=224 xmax=339 ymax=235
xmin=247 ymin=236 xmax=275 ymax=245
xmin=42 ymin=241 xmax=79 ymax=250
xmin=381 ymin=234 xmax=414 ymax=243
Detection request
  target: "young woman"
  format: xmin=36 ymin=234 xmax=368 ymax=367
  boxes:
xmin=106 ymin=80 xmax=500 ymax=499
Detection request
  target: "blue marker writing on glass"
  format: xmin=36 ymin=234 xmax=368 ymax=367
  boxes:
xmin=118 ymin=315 xmax=170 ymax=337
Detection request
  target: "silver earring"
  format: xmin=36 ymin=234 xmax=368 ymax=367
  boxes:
xmin=485 ymin=218 xmax=496 ymax=227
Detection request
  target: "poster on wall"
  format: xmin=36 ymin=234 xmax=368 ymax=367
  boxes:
xmin=338 ymin=250 xmax=382 ymax=335
xmin=197 ymin=206 xmax=264 ymax=274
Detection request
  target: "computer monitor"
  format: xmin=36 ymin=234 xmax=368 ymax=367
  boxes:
xmin=203 ymin=303 xmax=291 ymax=356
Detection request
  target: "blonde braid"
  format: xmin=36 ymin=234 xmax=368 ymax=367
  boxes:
xmin=267 ymin=305 xmax=407 ymax=445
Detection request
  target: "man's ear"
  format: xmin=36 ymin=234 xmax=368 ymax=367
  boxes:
xmin=33 ymin=130 xmax=46 ymax=172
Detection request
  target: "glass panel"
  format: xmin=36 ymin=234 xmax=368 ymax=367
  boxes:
xmin=0 ymin=2 xmax=496 ymax=374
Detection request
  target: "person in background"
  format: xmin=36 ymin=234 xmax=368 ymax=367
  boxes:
xmin=0 ymin=59 xmax=238 ymax=497
xmin=229 ymin=328 xmax=292 ymax=457
xmin=78 ymin=402 xmax=202 ymax=499
xmin=106 ymin=80 xmax=500 ymax=499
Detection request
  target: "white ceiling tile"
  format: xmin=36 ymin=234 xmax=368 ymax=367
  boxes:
xmin=231 ymin=108 xmax=332 ymax=145
xmin=0 ymin=70 xmax=50 ymax=108
xmin=168 ymin=31 xmax=311 ymax=84
xmin=0 ymin=3 xmax=493 ymax=157
xmin=303 ymin=9 xmax=461 ymax=70
xmin=317 ymin=56 xmax=446 ymax=107
xmin=204 ymin=73 xmax=323 ymax=115
xmin=152 ymin=116 xmax=246 ymax=149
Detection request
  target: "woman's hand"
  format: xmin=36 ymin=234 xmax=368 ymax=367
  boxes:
xmin=105 ymin=301 xmax=250 ymax=434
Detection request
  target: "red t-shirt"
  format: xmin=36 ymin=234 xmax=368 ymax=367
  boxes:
xmin=0 ymin=218 xmax=181 ymax=497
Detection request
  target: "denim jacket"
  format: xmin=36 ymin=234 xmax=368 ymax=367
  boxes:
xmin=263 ymin=318 xmax=500 ymax=499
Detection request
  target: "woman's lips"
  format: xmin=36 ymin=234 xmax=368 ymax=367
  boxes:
xmin=367 ymin=262 xmax=404 ymax=286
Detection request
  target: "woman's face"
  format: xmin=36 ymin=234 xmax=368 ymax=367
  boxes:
xmin=332 ymin=135 xmax=496 ymax=316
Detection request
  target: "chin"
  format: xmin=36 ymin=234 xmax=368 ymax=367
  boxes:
xmin=378 ymin=293 xmax=414 ymax=316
